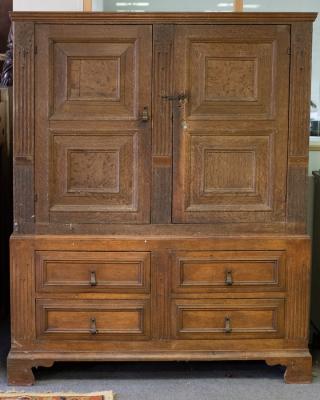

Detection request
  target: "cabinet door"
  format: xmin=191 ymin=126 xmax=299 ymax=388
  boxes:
xmin=172 ymin=25 xmax=290 ymax=224
xmin=35 ymin=25 xmax=152 ymax=225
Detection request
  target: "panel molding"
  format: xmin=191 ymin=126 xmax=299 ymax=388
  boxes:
xmin=172 ymin=298 xmax=285 ymax=340
xmin=13 ymin=22 xmax=35 ymax=233
xmin=188 ymin=38 xmax=277 ymax=120
xmin=10 ymin=240 xmax=35 ymax=345
xmin=286 ymin=241 xmax=311 ymax=341
xmin=151 ymin=25 xmax=174 ymax=224
xmin=186 ymin=131 xmax=274 ymax=213
xmin=36 ymin=299 xmax=151 ymax=340
xmin=286 ymin=22 xmax=313 ymax=231
xmin=49 ymin=131 xmax=139 ymax=214
xmin=51 ymin=40 xmax=137 ymax=120
xmin=34 ymin=24 xmax=152 ymax=226
xmin=35 ymin=250 xmax=151 ymax=293
xmin=172 ymin=25 xmax=290 ymax=224
xmin=171 ymin=250 xmax=286 ymax=293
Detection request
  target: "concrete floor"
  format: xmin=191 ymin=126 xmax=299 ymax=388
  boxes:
xmin=1 ymin=323 xmax=320 ymax=400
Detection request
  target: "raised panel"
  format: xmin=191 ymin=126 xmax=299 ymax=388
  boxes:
xmin=205 ymin=58 xmax=258 ymax=102
xmin=172 ymin=250 xmax=286 ymax=292
xmin=50 ymin=132 xmax=138 ymax=218
xmin=35 ymin=251 xmax=151 ymax=293
xmin=52 ymin=40 xmax=136 ymax=120
xmin=186 ymin=131 xmax=273 ymax=213
xmin=68 ymin=58 xmax=120 ymax=101
xmin=203 ymin=150 xmax=255 ymax=193
xmin=67 ymin=150 xmax=120 ymax=194
xmin=36 ymin=299 xmax=151 ymax=340
xmin=172 ymin=299 xmax=285 ymax=340
xmin=189 ymin=40 xmax=275 ymax=120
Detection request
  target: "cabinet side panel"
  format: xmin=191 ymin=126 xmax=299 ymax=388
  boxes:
xmin=286 ymin=239 xmax=311 ymax=342
xmin=13 ymin=22 xmax=35 ymax=233
xmin=286 ymin=22 xmax=313 ymax=231
xmin=10 ymin=238 xmax=35 ymax=346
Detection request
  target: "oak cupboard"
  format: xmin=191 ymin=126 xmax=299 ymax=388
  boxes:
xmin=8 ymin=12 xmax=316 ymax=385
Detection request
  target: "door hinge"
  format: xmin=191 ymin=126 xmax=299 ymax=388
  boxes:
xmin=34 ymin=45 xmax=38 ymax=55
xmin=287 ymin=47 xmax=291 ymax=55
xmin=34 ymin=193 xmax=38 ymax=202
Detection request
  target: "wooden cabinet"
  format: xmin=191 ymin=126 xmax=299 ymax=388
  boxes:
xmin=8 ymin=12 xmax=316 ymax=385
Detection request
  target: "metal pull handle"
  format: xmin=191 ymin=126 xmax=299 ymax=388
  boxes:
xmin=141 ymin=106 xmax=149 ymax=122
xmin=225 ymin=270 xmax=233 ymax=286
xmin=90 ymin=271 xmax=97 ymax=287
xmin=224 ymin=317 xmax=232 ymax=334
xmin=90 ymin=317 xmax=97 ymax=335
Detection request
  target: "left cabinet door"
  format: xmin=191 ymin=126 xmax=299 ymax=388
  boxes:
xmin=35 ymin=25 xmax=152 ymax=225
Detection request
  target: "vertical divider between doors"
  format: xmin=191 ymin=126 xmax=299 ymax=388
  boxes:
xmin=151 ymin=250 xmax=171 ymax=340
xmin=151 ymin=25 xmax=175 ymax=224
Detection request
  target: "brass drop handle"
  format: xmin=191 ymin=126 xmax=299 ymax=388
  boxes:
xmin=141 ymin=106 xmax=149 ymax=122
xmin=90 ymin=271 xmax=97 ymax=287
xmin=225 ymin=270 xmax=233 ymax=286
xmin=90 ymin=317 xmax=97 ymax=335
xmin=224 ymin=317 xmax=232 ymax=334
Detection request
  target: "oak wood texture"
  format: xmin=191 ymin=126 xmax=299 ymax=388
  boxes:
xmin=286 ymin=23 xmax=313 ymax=231
xmin=9 ymin=12 xmax=315 ymax=385
xmin=9 ymin=234 xmax=311 ymax=385
xmin=36 ymin=299 xmax=151 ymax=341
xmin=266 ymin=356 xmax=312 ymax=384
xmin=35 ymin=251 xmax=151 ymax=293
xmin=171 ymin=250 xmax=286 ymax=293
xmin=172 ymin=298 xmax=285 ymax=340
xmin=13 ymin=22 xmax=35 ymax=233
xmin=34 ymin=24 xmax=152 ymax=225
xmin=10 ymin=12 xmax=317 ymax=24
xmin=172 ymin=25 xmax=290 ymax=223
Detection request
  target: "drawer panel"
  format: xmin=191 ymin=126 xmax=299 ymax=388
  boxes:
xmin=36 ymin=299 xmax=151 ymax=340
xmin=36 ymin=251 xmax=150 ymax=293
xmin=172 ymin=251 xmax=286 ymax=292
xmin=172 ymin=298 xmax=285 ymax=339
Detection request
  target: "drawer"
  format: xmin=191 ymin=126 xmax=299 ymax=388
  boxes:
xmin=172 ymin=298 xmax=285 ymax=339
xmin=172 ymin=251 xmax=286 ymax=292
xmin=36 ymin=251 xmax=150 ymax=293
xmin=36 ymin=299 xmax=151 ymax=340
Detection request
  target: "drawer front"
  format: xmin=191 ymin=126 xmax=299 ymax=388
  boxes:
xmin=36 ymin=299 xmax=151 ymax=340
xmin=172 ymin=251 xmax=286 ymax=292
xmin=172 ymin=299 xmax=285 ymax=339
xmin=36 ymin=251 xmax=151 ymax=293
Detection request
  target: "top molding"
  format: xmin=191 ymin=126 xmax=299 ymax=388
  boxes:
xmin=10 ymin=12 xmax=318 ymax=24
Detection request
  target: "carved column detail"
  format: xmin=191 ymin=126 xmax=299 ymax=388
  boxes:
xmin=152 ymin=27 xmax=174 ymax=157
xmin=152 ymin=251 xmax=171 ymax=340
xmin=151 ymin=25 xmax=174 ymax=224
xmin=286 ymin=239 xmax=311 ymax=340
xmin=286 ymin=23 xmax=312 ymax=230
xmin=10 ymin=238 xmax=35 ymax=344
xmin=13 ymin=22 xmax=35 ymax=232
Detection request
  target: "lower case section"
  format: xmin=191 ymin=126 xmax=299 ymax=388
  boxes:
xmin=7 ymin=350 xmax=312 ymax=385
xmin=9 ymin=233 xmax=312 ymax=384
